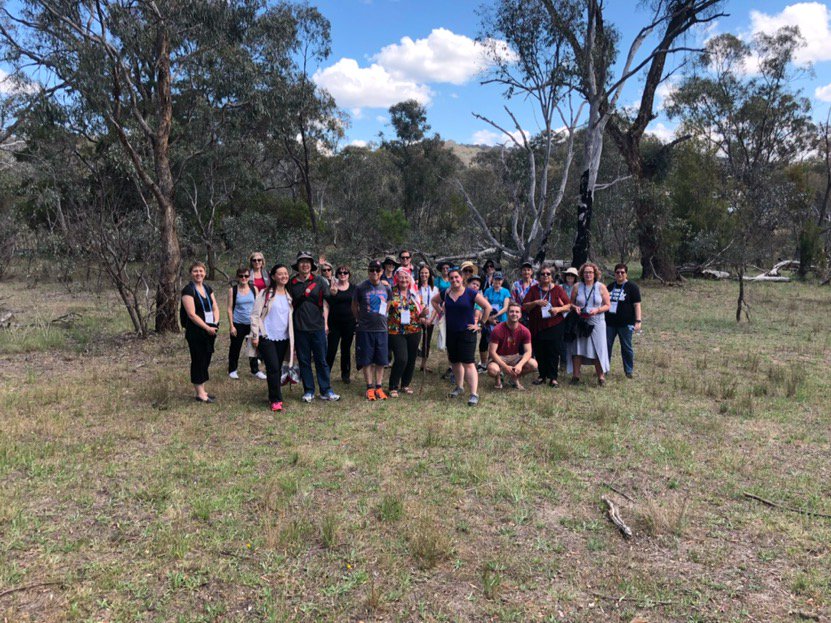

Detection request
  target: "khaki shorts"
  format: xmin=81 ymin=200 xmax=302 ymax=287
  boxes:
xmin=491 ymin=353 xmax=523 ymax=367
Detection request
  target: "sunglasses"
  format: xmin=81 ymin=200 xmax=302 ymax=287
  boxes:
xmin=400 ymin=255 xmax=411 ymax=260
xmin=337 ymin=271 xmax=349 ymax=276
xmin=369 ymin=268 xmax=382 ymax=273
xmin=322 ymin=267 xmax=332 ymax=272
xmin=615 ymin=270 xmax=626 ymax=274
xmin=540 ymin=272 xmax=552 ymax=276
xmin=252 ymin=258 xmax=263 ymax=262
xmin=241 ymin=274 xmax=250 ymax=278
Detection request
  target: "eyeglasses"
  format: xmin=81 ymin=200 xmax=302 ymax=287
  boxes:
xmin=337 ymin=271 xmax=349 ymax=276
xmin=540 ymin=272 xmax=552 ymax=276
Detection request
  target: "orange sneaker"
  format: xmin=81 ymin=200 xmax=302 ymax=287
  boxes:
xmin=365 ymin=388 xmax=376 ymax=401
xmin=375 ymin=388 xmax=388 ymax=400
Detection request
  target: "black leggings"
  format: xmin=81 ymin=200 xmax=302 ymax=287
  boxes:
xmin=228 ymin=322 xmax=259 ymax=374
xmin=326 ymin=316 xmax=356 ymax=380
xmin=533 ymin=324 xmax=564 ymax=381
xmin=259 ymin=338 xmax=289 ymax=403
xmin=389 ymin=332 xmax=421 ymax=391
xmin=186 ymin=332 xmax=215 ymax=385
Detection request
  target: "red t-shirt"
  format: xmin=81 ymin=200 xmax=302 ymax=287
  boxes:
xmin=523 ymin=283 xmax=570 ymax=335
xmin=490 ymin=322 xmax=532 ymax=357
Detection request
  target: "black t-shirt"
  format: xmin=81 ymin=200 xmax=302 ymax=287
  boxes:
xmin=326 ymin=284 xmax=356 ymax=323
xmin=287 ymin=274 xmax=330 ymax=332
xmin=181 ymin=282 xmax=215 ymax=337
xmin=605 ymin=280 xmax=641 ymax=327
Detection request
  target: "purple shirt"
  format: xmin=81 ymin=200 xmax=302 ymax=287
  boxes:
xmin=444 ymin=287 xmax=478 ymax=333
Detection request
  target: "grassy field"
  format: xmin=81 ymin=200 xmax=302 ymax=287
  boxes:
xmin=1 ymin=277 xmax=830 ymax=622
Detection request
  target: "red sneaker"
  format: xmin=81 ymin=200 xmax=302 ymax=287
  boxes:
xmin=365 ymin=388 xmax=376 ymax=401
xmin=271 ymin=401 xmax=283 ymax=412
xmin=375 ymin=388 xmax=388 ymax=400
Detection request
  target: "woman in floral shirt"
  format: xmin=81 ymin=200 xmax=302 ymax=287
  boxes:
xmin=387 ymin=267 xmax=427 ymax=397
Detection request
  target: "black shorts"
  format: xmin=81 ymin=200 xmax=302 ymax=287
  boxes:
xmin=446 ymin=329 xmax=478 ymax=364
xmin=479 ymin=323 xmax=493 ymax=351
xmin=355 ymin=331 xmax=389 ymax=368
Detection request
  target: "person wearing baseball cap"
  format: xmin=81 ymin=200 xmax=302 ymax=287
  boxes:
xmin=288 ymin=251 xmax=339 ymax=403
xmin=352 ymin=260 xmax=393 ymax=400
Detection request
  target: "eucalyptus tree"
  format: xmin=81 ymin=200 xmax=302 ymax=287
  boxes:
xmin=465 ymin=0 xmax=580 ymax=266
xmin=667 ymin=28 xmax=814 ymax=319
xmin=540 ymin=0 xmax=725 ymax=269
xmin=0 ymin=0 xmax=337 ymax=330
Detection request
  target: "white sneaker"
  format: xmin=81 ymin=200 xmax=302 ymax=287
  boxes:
xmin=302 ymin=392 xmax=315 ymax=403
xmin=229 ymin=371 xmax=239 ymax=380
xmin=254 ymin=371 xmax=267 ymax=380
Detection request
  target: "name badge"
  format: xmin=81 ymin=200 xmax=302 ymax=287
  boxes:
xmin=378 ymin=300 xmax=387 ymax=316
xmin=609 ymin=301 xmax=618 ymax=314
xmin=204 ymin=311 xmax=215 ymax=324
xmin=541 ymin=302 xmax=552 ymax=319
xmin=400 ymin=308 xmax=411 ymax=325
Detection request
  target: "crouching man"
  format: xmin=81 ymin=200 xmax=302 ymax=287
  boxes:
xmin=487 ymin=301 xmax=537 ymax=390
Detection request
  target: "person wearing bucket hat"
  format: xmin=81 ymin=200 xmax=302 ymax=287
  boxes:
xmin=559 ymin=266 xmax=580 ymax=369
xmin=482 ymin=271 xmax=512 ymax=370
xmin=381 ymin=255 xmax=399 ymax=286
xmin=288 ymin=251 xmax=339 ymax=403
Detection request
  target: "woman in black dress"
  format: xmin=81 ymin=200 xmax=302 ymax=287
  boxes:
xmin=326 ymin=264 xmax=357 ymax=383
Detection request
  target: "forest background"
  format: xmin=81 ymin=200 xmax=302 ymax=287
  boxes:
xmin=0 ymin=0 xmax=829 ymax=335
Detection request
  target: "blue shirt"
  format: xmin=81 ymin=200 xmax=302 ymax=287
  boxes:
xmin=483 ymin=286 xmax=511 ymax=323
xmin=436 ymin=276 xmax=451 ymax=296
xmin=444 ymin=287 xmax=478 ymax=333
xmin=232 ymin=287 xmax=256 ymax=324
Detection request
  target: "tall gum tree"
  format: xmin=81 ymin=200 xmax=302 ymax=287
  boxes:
xmin=541 ymin=0 xmax=725 ymax=270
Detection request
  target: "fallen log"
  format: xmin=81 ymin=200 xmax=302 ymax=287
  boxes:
xmin=602 ymin=496 xmax=633 ymax=539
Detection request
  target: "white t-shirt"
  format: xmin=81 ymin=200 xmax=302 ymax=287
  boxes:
xmin=263 ymin=293 xmax=290 ymax=340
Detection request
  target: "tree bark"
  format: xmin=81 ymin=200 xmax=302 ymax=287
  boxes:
xmin=572 ymin=169 xmax=593 ymax=268
xmin=152 ymin=27 xmax=182 ymax=333
xmin=634 ymin=180 xmax=677 ymax=280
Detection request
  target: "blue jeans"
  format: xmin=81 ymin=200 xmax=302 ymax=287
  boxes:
xmin=295 ymin=330 xmax=332 ymax=394
xmin=606 ymin=324 xmax=634 ymax=375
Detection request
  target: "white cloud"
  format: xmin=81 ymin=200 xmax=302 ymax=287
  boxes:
xmin=350 ymin=139 xmax=369 ymax=148
xmin=471 ymin=128 xmax=529 ymax=147
xmin=816 ymin=83 xmax=831 ymax=101
xmin=373 ymin=28 xmax=493 ymax=85
xmin=749 ymin=3 xmax=831 ymax=64
xmin=646 ymin=122 xmax=676 ymax=143
xmin=375 ymin=115 xmax=387 ymax=123
xmin=0 ymin=68 xmax=39 ymax=95
xmin=313 ymin=58 xmax=432 ymax=110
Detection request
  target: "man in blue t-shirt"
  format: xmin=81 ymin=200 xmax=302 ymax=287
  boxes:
xmin=352 ymin=260 xmax=393 ymax=400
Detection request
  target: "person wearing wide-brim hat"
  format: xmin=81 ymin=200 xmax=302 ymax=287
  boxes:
xmin=460 ymin=260 xmax=478 ymax=276
xmin=379 ymin=255 xmax=397 ymax=286
xmin=288 ymin=250 xmax=340 ymax=403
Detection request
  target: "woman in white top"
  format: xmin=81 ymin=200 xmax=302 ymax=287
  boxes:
xmin=567 ymin=262 xmax=611 ymax=386
xmin=251 ymin=264 xmax=295 ymax=412
xmin=417 ymin=265 xmax=439 ymax=371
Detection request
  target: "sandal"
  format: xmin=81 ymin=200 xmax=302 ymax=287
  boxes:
xmin=549 ymin=379 xmax=559 ymax=388
xmin=389 ymin=389 xmax=399 ymax=398
xmin=532 ymin=377 xmax=546 ymax=386
xmin=402 ymin=387 xmax=414 ymax=395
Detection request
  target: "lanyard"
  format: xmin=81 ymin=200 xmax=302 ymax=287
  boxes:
xmin=581 ymin=283 xmax=596 ymax=308
xmin=192 ymin=282 xmax=212 ymax=315
xmin=538 ymin=285 xmax=553 ymax=304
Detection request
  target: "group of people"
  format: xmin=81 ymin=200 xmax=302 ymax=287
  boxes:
xmin=180 ymin=249 xmax=642 ymax=410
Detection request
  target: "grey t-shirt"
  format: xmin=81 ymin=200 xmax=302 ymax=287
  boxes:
xmin=353 ymin=280 xmax=392 ymax=332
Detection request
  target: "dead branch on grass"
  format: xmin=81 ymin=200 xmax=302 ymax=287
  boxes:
xmin=603 ymin=482 xmax=637 ymax=503
xmin=589 ymin=591 xmax=673 ymax=606
xmin=0 ymin=581 xmax=63 ymax=600
xmin=602 ymin=496 xmax=633 ymax=539
xmin=743 ymin=492 xmax=831 ymax=519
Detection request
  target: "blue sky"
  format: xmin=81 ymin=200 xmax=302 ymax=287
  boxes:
xmin=310 ymin=0 xmax=831 ymax=148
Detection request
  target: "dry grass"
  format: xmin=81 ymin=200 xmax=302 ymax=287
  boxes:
xmin=1 ymin=277 xmax=830 ymax=621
